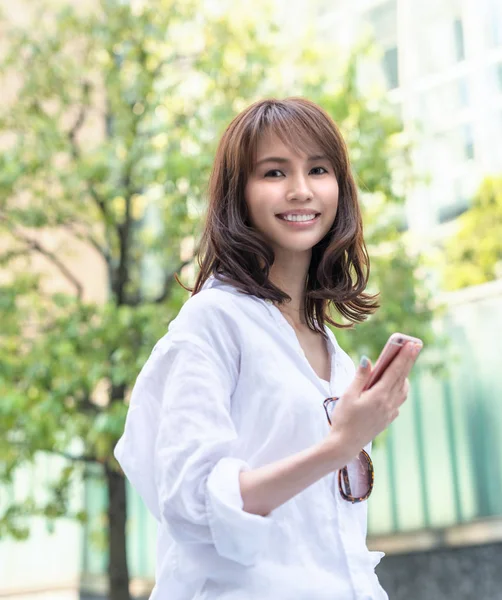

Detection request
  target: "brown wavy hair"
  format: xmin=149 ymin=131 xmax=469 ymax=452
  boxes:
xmin=178 ymin=97 xmax=379 ymax=335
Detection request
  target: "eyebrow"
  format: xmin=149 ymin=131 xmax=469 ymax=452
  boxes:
xmin=255 ymin=154 xmax=328 ymax=167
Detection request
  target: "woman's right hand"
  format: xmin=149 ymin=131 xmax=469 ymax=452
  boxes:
xmin=325 ymin=341 xmax=422 ymax=465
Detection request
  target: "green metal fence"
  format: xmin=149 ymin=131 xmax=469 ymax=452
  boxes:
xmin=368 ymin=280 xmax=502 ymax=534
xmin=0 ymin=452 xmax=84 ymax=592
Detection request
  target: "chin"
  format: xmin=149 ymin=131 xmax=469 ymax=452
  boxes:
xmin=274 ymin=242 xmax=319 ymax=255
xmin=278 ymin=236 xmax=326 ymax=251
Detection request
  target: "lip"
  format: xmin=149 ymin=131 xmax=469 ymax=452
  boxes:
xmin=276 ymin=209 xmax=321 ymax=217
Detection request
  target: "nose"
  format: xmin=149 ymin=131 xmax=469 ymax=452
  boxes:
xmin=286 ymin=174 xmax=313 ymax=203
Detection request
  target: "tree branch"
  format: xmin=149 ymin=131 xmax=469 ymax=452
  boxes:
xmin=62 ymin=221 xmax=111 ymax=266
xmin=1 ymin=217 xmax=84 ymax=300
xmin=107 ymin=43 xmax=196 ymax=304
xmin=65 ymin=81 xmax=111 ymax=226
xmin=114 ymin=113 xmax=143 ymax=304
xmin=0 ymin=246 xmax=32 ymax=264
xmin=64 ymin=80 xmax=117 ymax=290
xmin=154 ymin=258 xmax=194 ymax=304
xmin=50 ymin=449 xmax=98 ymax=465
xmin=115 ymin=183 xmax=132 ymax=305
xmin=67 ymin=83 xmax=90 ymax=159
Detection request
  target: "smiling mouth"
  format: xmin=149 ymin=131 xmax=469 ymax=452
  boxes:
xmin=276 ymin=213 xmax=321 ymax=223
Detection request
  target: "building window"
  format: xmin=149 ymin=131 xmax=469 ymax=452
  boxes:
xmin=438 ymin=196 xmax=470 ymax=223
xmin=437 ymin=172 xmax=473 ymax=224
xmin=453 ymin=18 xmax=465 ymax=61
xmin=367 ymin=0 xmax=399 ymax=90
xmin=484 ymin=109 xmax=502 ymax=171
xmin=427 ymin=122 xmax=476 ymax=224
xmin=434 ymin=124 xmax=475 ymax=163
xmin=419 ymin=77 xmax=469 ymax=127
xmin=383 ymin=46 xmax=399 ymax=89
xmin=485 ymin=61 xmax=502 ymax=101
xmin=494 ymin=62 xmax=502 ymax=93
xmin=486 ymin=0 xmax=502 ymax=48
xmin=457 ymin=77 xmax=470 ymax=107
xmin=462 ymin=124 xmax=475 ymax=161
xmin=414 ymin=1 xmax=467 ymax=75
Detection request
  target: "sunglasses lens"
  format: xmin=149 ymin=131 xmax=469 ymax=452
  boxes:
xmin=340 ymin=452 xmax=371 ymax=499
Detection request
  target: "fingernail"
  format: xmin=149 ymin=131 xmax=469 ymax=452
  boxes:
xmin=413 ymin=343 xmax=423 ymax=355
xmin=360 ymin=355 xmax=369 ymax=368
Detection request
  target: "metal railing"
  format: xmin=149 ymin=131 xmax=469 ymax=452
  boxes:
xmin=368 ymin=279 xmax=502 ymax=535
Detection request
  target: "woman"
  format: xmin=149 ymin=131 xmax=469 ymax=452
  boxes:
xmin=115 ymin=98 xmax=422 ymax=599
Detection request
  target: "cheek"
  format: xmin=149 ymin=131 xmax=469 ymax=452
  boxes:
xmin=245 ymin=183 xmax=272 ymax=217
xmin=321 ymin=182 xmax=339 ymax=229
xmin=329 ymin=179 xmax=340 ymax=201
xmin=324 ymin=181 xmax=339 ymax=214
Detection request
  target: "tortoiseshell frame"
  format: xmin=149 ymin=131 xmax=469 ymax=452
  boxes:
xmin=323 ymin=397 xmax=375 ymax=504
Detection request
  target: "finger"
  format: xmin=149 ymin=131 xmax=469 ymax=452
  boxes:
xmin=389 ymin=408 xmax=400 ymax=423
xmin=381 ymin=342 xmax=421 ymax=391
xmin=345 ymin=355 xmax=373 ymax=398
xmin=391 ymin=345 xmax=421 ymax=393
xmin=396 ymin=378 xmax=410 ymax=406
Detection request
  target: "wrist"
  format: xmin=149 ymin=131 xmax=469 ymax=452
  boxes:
xmin=316 ymin=434 xmax=351 ymax=473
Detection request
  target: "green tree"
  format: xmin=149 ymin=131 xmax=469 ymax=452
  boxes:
xmin=0 ymin=2 xmax=277 ymax=598
xmin=0 ymin=3 xmax=434 ymax=598
xmin=442 ymin=175 xmax=502 ymax=291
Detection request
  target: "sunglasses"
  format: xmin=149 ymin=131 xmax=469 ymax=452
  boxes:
xmin=323 ymin=397 xmax=374 ymax=503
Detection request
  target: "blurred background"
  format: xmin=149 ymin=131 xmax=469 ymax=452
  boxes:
xmin=0 ymin=0 xmax=501 ymax=599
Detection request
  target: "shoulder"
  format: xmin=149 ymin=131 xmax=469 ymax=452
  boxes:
xmin=152 ymin=285 xmax=260 ymax=367
xmin=141 ymin=288 xmax=244 ymax=387
xmin=168 ymin=287 xmax=243 ymax=340
xmin=178 ymin=286 xmax=239 ymax=319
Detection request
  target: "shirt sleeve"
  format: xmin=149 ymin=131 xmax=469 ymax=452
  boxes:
xmin=154 ymin=329 xmax=273 ymax=567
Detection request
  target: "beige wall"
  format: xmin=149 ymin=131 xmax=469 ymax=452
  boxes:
xmin=0 ymin=0 xmax=109 ymax=306
xmin=0 ymin=5 xmax=109 ymax=593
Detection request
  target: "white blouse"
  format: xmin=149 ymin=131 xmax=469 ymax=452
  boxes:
xmin=114 ymin=275 xmax=388 ymax=600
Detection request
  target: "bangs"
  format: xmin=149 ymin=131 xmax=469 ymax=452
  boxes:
xmin=242 ymin=99 xmax=341 ymax=176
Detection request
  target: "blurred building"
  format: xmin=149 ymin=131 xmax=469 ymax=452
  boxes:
xmin=309 ymin=1 xmax=502 ymax=597
xmin=316 ymin=0 xmax=502 ymax=238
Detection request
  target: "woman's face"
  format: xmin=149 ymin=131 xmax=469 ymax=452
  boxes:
xmin=244 ymin=131 xmax=339 ymax=260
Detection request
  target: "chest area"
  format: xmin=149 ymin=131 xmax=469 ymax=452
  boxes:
xmin=231 ymin=317 xmax=343 ymax=442
xmin=235 ymin=320 xmax=332 ymax=405
xmin=293 ymin=327 xmax=331 ymax=382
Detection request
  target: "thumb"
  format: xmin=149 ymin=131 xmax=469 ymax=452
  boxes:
xmin=346 ymin=356 xmax=372 ymax=398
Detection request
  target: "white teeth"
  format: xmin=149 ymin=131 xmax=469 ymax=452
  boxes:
xmin=281 ymin=213 xmax=317 ymax=222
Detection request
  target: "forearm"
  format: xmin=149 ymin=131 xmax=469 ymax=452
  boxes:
xmin=239 ymin=436 xmax=348 ymax=517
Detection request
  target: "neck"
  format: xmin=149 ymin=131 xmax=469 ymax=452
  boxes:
xmin=269 ymin=249 xmax=311 ymax=327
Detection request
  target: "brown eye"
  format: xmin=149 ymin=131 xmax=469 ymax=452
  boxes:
xmin=310 ymin=166 xmax=328 ymax=175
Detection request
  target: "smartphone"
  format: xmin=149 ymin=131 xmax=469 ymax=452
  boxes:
xmin=363 ymin=332 xmax=423 ymax=391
